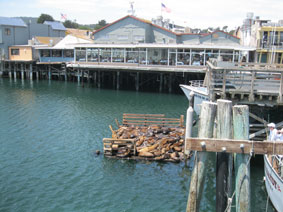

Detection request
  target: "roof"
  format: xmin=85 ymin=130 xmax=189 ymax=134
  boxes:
xmin=201 ymin=30 xmax=240 ymax=40
xmin=34 ymin=36 xmax=63 ymax=46
xmin=53 ymin=34 xmax=93 ymax=49
xmin=66 ymin=28 xmax=93 ymax=41
xmin=93 ymin=15 xmax=240 ymax=40
xmin=0 ymin=17 xmax=27 ymax=27
xmin=93 ymin=15 xmax=177 ymax=36
xmin=71 ymin=43 xmax=255 ymax=51
xmin=43 ymin=21 xmax=66 ymax=31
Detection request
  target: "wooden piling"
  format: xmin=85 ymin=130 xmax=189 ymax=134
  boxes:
xmin=48 ymin=65 xmax=51 ymax=80
xmin=29 ymin=64 xmax=33 ymax=80
xmin=186 ymin=101 xmax=217 ymax=212
xmin=233 ymin=105 xmax=251 ymax=212
xmin=116 ymin=71 xmax=120 ymax=90
xmin=82 ymin=70 xmax=85 ymax=87
xmin=77 ymin=70 xmax=80 ymax=83
xmin=136 ymin=72 xmax=139 ymax=91
xmin=185 ymin=91 xmax=194 ymax=155
xmin=159 ymin=73 xmax=163 ymax=92
xmin=216 ymin=99 xmax=233 ymax=212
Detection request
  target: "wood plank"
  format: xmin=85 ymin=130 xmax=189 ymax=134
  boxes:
xmin=103 ymin=138 xmax=135 ymax=142
xmin=186 ymin=138 xmax=283 ymax=155
xmin=248 ymin=112 xmax=268 ymax=125
xmin=123 ymin=122 xmax=180 ymax=126
xmin=123 ymin=113 xmax=165 ymax=117
xmin=123 ymin=119 xmax=181 ymax=123
xmin=123 ymin=117 xmax=180 ymax=120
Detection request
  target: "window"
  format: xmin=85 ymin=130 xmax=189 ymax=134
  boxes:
xmin=41 ymin=50 xmax=50 ymax=57
xmin=52 ymin=50 xmax=62 ymax=57
xmin=11 ymin=49 xmax=19 ymax=55
xmin=5 ymin=28 xmax=11 ymax=36
xmin=64 ymin=50 xmax=74 ymax=58
xmin=117 ymin=35 xmax=128 ymax=40
xmin=134 ymin=35 xmax=144 ymax=41
xmin=100 ymin=34 xmax=109 ymax=40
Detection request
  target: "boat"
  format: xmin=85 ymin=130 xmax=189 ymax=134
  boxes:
xmin=180 ymin=80 xmax=209 ymax=115
xmin=264 ymin=154 xmax=283 ymax=211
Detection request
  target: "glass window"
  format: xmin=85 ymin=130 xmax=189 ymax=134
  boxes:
xmin=117 ymin=35 xmax=128 ymax=40
xmin=64 ymin=50 xmax=74 ymax=58
xmin=52 ymin=50 xmax=62 ymax=57
xmin=5 ymin=28 xmax=11 ymax=36
xmin=100 ymin=48 xmax=111 ymax=62
xmin=41 ymin=50 xmax=50 ymax=57
xmin=11 ymin=48 xmax=19 ymax=55
xmin=87 ymin=48 xmax=99 ymax=62
xmin=100 ymin=34 xmax=109 ymax=40
xmin=76 ymin=50 xmax=86 ymax=62
xmin=134 ymin=35 xmax=144 ymax=41
xmin=112 ymin=48 xmax=124 ymax=63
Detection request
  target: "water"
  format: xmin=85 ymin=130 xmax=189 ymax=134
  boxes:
xmin=0 ymin=79 xmax=274 ymax=212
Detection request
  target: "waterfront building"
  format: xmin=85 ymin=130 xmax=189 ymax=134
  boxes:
xmin=73 ymin=15 xmax=252 ymax=66
xmin=36 ymin=34 xmax=93 ymax=63
xmin=0 ymin=17 xmax=66 ymax=59
xmin=9 ymin=45 xmax=36 ymax=61
xmin=240 ymin=13 xmax=283 ymax=64
xmin=0 ymin=17 xmax=28 ymax=59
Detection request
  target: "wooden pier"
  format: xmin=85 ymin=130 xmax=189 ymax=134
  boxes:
xmin=206 ymin=60 xmax=283 ymax=106
xmin=185 ymin=98 xmax=283 ymax=212
xmin=0 ymin=59 xmax=205 ymax=93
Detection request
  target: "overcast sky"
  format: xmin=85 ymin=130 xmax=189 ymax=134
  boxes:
xmin=1 ymin=0 xmax=283 ymax=30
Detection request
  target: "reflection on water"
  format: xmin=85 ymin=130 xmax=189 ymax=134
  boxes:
xmin=0 ymin=79 xmax=274 ymax=212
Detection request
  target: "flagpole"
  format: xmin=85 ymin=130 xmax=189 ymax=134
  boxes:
xmin=160 ymin=2 xmax=163 ymax=18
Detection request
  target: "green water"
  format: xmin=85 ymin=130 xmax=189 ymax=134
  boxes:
xmin=0 ymin=79 xmax=274 ymax=212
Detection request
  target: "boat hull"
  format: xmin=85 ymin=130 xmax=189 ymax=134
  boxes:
xmin=180 ymin=84 xmax=209 ymax=115
xmin=264 ymin=155 xmax=283 ymax=212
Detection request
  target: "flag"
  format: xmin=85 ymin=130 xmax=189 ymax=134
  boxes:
xmin=61 ymin=13 xmax=67 ymax=20
xmin=161 ymin=3 xmax=171 ymax=13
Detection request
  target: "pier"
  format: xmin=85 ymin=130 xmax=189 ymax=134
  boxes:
xmin=185 ymin=99 xmax=283 ymax=212
xmin=0 ymin=59 xmax=205 ymax=93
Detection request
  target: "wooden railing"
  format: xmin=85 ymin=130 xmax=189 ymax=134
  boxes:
xmin=206 ymin=61 xmax=283 ymax=104
xmin=122 ymin=113 xmax=184 ymax=127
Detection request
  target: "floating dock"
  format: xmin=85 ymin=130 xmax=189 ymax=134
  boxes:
xmin=103 ymin=113 xmax=187 ymax=162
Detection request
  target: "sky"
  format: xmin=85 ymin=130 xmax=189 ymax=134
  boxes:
xmin=1 ymin=0 xmax=283 ymax=30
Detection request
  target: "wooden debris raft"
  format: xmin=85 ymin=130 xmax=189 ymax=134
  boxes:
xmin=103 ymin=113 xmax=185 ymax=162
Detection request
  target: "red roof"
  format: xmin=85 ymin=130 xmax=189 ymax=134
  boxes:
xmin=93 ymin=15 xmax=240 ymax=39
xmin=93 ymin=15 xmax=179 ymax=36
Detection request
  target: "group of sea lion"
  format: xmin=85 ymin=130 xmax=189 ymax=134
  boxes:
xmin=110 ymin=124 xmax=186 ymax=162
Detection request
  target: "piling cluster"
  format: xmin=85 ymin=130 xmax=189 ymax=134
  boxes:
xmin=106 ymin=125 xmax=186 ymax=162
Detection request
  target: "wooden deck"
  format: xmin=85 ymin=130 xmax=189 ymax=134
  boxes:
xmin=206 ymin=61 xmax=283 ymax=106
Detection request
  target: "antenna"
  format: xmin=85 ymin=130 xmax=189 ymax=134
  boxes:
xmin=128 ymin=1 xmax=135 ymax=16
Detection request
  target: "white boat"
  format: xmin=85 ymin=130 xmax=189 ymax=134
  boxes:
xmin=180 ymin=80 xmax=209 ymax=115
xmin=264 ymin=155 xmax=283 ymax=212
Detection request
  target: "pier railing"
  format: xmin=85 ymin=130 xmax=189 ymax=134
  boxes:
xmin=206 ymin=61 xmax=283 ymax=104
xmin=122 ymin=113 xmax=184 ymax=127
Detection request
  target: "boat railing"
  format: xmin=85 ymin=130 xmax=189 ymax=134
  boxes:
xmin=189 ymin=80 xmax=206 ymax=88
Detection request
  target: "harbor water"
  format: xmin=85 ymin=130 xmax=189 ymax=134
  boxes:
xmin=0 ymin=78 xmax=274 ymax=212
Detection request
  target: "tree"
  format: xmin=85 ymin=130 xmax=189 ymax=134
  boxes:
xmin=63 ymin=20 xmax=79 ymax=29
xmin=94 ymin=20 xmax=107 ymax=30
xmin=98 ymin=20 xmax=107 ymax=27
xmin=222 ymin=26 xmax=228 ymax=32
xmin=37 ymin=13 xmax=54 ymax=24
